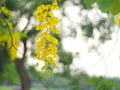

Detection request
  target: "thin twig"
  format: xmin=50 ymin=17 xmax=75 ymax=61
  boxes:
xmin=22 ymin=14 xmax=31 ymax=32
xmin=0 ymin=10 xmax=14 ymax=48
xmin=0 ymin=8 xmax=23 ymax=55
xmin=103 ymin=26 xmax=119 ymax=77
xmin=85 ymin=27 xmax=119 ymax=78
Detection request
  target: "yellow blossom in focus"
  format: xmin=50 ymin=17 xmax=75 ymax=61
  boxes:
xmin=34 ymin=0 xmax=60 ymax=71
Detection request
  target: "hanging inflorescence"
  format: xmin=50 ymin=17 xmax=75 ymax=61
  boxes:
xmin=34 ymin=0 xmax=60 ymax=72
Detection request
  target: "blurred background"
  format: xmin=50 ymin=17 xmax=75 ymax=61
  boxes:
xmin=0 ymin=0 xmax=120 ymax=90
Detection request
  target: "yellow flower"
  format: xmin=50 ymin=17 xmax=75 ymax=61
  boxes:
xmin=36 ymin=23 xmax=48 ymax=31
xmin=48 ymin=43 xmax=58 ymax=52
xmin=36 ymin=62 xmax=39 ymax=67
xmin=54 ymin=28 xmax=60 ymax=34
xmin=47 ymin=56 xmax=56 ymax=66
xmin=41 ymin=65 xmax=46 ymax=70
xmin=51 ymin=36 xmax=58 ymax=44
xmin=34 ymin=0 xmax=60 ymax=72
xmin=115 ymin=13 xmax=120 ymax=26
xmin=7 ymin=32 xmax=20 ymax=60
xmin=48 ymin=12 xmax=54 ymax=17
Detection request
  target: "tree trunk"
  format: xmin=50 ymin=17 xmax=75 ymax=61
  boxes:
xmin=15 ymin=59 xmax=31 ymax=90
xmin=63 ymin=65 xmax=70 ymax=77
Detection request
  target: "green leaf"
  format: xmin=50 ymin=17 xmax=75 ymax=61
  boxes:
xmin=97 ymin=0 xmax=113 ymax=12
xmin=17 ymin=31 xmax=27 ymax=39
xmin=110 ymin=0 xmax=120 ymax=15
xmin=6 ymin=0 xmax=22 ymax=11
xmin=83 ymin=0 xmax=96 ymax=9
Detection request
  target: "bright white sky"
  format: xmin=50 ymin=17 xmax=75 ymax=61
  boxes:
xmin=62 ymin=30 xmax=120 ymax=78
xmin=61 ymin=2 xmax=120 ymax=78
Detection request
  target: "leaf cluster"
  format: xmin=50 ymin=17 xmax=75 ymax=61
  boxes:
xmin=84 ymin=0 xmax=120 ymax=15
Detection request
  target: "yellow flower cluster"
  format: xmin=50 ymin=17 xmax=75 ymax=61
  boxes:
xmin=115 ymin=13 xmax=120 ymax=26
xmin=7 ymin=32 xmax=20 ymax=60
xmin=34 ymin=0 xmax=60 ymax=71
xmin=0 ymin=32 xmax=20 ymax=60
xmin=0 ymin=6 xmax=19 ymax=60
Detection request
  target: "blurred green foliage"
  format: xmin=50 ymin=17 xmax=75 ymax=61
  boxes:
xmin=27 ymin=64 xmax=120 ymax=90
xmin=1 ymin=72 xmax=120 ymax=90
xmin=59 ymin=51 xmax=73 ymax=65
xmin=0 ymin=44 xmax=10 ymax=72
xmin=0 ymin=62 xmax=19 ymax=84
xmin=83 ymin=0 xmax=120 ymax=15
xmin=110 ymin=0 xmax=120 ymax=15
xmin=97 ymin=0 xmax=113 ymax=12
xmin=0 ymin=86 xmax=11 ymax=90
xmin=84 ymin=0 xmax=96 ymax=9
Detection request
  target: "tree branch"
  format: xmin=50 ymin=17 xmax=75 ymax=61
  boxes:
xmin=22 ymin=13 xmax=32 ymax=32
xmin=22 ymin=38 xmax=27 ymax=60
xmin=0 ymin=8 xmax=23 ymax=55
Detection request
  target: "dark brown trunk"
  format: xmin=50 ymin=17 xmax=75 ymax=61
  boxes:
xmin=15 ymin=59 xmax=31 ymax=90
